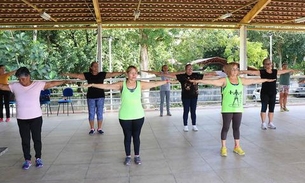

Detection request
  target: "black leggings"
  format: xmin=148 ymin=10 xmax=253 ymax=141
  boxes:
xmin=260 ymin=93 xmax=276 ymax=113
xmin=17 ymin=116 xmax=43 ymax=160
xmin=119 ymin=117 xmax=144 ymax=156
xmin=0 ymin=90 xmax=11 ymax=118
xmin=221 ymin=113 xmax=242 ymax=140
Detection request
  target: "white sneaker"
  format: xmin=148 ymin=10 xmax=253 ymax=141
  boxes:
xmin=183 ymin=126 xmax=189 ymax=132
xmin=268 ymin=122 xmax=276 ymax=129
xmin=192 ymin=126 xmax=198 ymax=132
xmin=261 ymin=122 xmax=267 ymax=130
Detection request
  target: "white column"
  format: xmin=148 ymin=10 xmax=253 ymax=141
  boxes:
xmin=239 ymin=25 xmax=248 ymax=105
xmin=97 ymin=24 xmax=103 ymax=71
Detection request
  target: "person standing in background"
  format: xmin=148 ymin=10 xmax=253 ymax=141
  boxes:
xmin=142 ymin=65 xmax=183 ymax=117
xmin=163 ymin=64 xmax=204 ymax=132
xmin=279 ymin=63 xmax=292 ymax=112
xmin=63 ymin=61 xmax=124 ymax=135
xmin=0 ymin=65 xmax=16 ymax=122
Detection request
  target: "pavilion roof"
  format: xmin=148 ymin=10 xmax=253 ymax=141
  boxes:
xmin=1 ymin=0 xmax=305 ymax=31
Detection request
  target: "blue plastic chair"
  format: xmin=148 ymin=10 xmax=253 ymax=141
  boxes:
xmin=40 ymin=89 xmax=52 ymax=116
xmin=57 ymin=88 xmax=74 ymax=116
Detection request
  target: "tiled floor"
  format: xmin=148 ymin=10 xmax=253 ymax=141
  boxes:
xmin=1 ymin=104 xmax=305 ymax=183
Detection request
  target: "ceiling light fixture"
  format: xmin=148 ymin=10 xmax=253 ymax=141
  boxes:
xmin=219 ymin=13 xmax=232 ymax=20
xmin=294 ymin=17 xmax=305 ymax=23
xmin=40 ymin=11 xmax=51 ymax=21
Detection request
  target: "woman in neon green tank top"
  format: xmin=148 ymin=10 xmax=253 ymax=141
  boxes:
xmin=85 ymin=65 xmax=175 ymax=166
xmin=190 ymin=63 xmax=275 ymax=157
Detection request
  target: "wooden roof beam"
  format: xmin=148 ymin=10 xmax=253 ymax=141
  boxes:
xmin=21 ymin=0 xmax=57 ymax=22
xmin=240 ymin=0 xmax=271 ymax=24
xmin=92 ymin=0 xmax=102 ymax=23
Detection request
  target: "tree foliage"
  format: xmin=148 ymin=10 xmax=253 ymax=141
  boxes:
xmin=0 ymin=28 xmax=305 ymax=81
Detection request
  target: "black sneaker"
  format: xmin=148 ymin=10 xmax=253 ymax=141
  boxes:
xmin=97 ymin=129 xmax=104 ymax=134
xmin=134 ymin=156 xmax=142 ymax=165
xmin=124 ymin=156 xmax=131 ymax=166
xmin=89 ymin=129 xmax=95 ymax=135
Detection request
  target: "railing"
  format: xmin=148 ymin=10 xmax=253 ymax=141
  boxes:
xmin=10 ymin=75 xmax=305 ymax=113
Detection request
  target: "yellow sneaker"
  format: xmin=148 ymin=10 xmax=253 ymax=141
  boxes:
xmin=233 ymin=146 xmax=245 ymax=156
xmin=220 ymin=147 xmax=227 ymax=157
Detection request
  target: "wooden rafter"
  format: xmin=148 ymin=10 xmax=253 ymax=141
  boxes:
xmin=240 ymin=0 xmax=271 ymax=24
xmin=92 ymin=0 xmax=102 ymax=23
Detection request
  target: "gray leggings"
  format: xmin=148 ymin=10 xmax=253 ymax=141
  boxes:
xmin=221 ymin=113 xmax=242 ymax=140
xmin=160 ymin=91 xmax=170 ymax=115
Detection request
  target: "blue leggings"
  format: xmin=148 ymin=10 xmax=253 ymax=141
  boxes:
xmin=182 ymin=98 xmax=198 ymax=126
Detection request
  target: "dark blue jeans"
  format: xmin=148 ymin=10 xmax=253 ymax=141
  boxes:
xmin=182 ymin=98 xmax=198 ymax=126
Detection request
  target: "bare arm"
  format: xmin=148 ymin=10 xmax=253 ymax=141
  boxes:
xmin=141 ymin=80 xmax=171 ymax=90
xmin=240 ymin=70 xmax=260 ymax=76
xmin=62 ymin=73 xmax=85 ymax=80
xmin=44 ymin=80 xmax=71 ymax=89
xmin=241 ymin=78 xmax=276 ymax=86
xmin=5 ymin=70 xmax=17 ymax=77
xmin=162 ymin=73 xmax=179 ymax=79
xmin=85 ymin=82 xmax=123 ymax=90
xmin=0 ymin=84 xmax=10 ymax=91
xmin=105 ymin=72 xmax=125 ymax=78
xmin=189 ymin=78 xmax=226 ymax=87
xmin=142 ymin=70 xmax=184 ymax=77
xmin=277 ymin=69 xmax=294 ymax=75
xmin=141 ymin=70 xmax=161 ymax=76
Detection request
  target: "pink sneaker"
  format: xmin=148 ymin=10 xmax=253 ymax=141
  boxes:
xmin=5 ymin=118 xmax=10 ymax=122
xmin=0 ymin=118 xmax=3 ymax=122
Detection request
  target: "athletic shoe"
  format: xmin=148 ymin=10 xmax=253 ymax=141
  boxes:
xmin=220 ymin=147 xmax=227 ymax=157
xmin=192 ymin=125 xmax=198 ymax=132
xmin=89 ymin=129 xmax=95 ymax=135
xmin=233 ymin=147 xmax=245 ymax=156
xmin=167 ymin=113 xmax=172 ymax=116
xmin=183 ymin=126 xmax=189 ymax=132
xmin=35 ymin=158 xmax=43 ymax=168
xmin=124 ymin=156 xmax=131 ymax=166
xmin=97 ymin=129 xmax=104 ymax=134
xmin=134 ymin=156 xmax=142 ymax=165
xmin=22 ymin=160 xmax=32 ymax=170
xmin=280 ymin=108 xmax=285 ymax=112
xmin=5 ymin=118 xmax=10 ymax=122
xmin=284 ymin=107 xmax=289 ymax=112
xmin=268 ymin=122 xmax=276 ymax=129
xmin=261 ymin=122 xmax=267 ymax=130
xmin=0 ymin=118 xmax=3 ymax=122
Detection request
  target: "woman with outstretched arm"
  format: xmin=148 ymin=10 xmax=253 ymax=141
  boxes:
xmin=190 ymin=62 xmax=275 ymax=157
xmin=84 ymin=65 xmax=176 ymax=166
xmin=142 ymin=65 xmax=183 ymax=117
xmin=240 ymin=58 xmax=295 ymax=130
xmin=63 ymin=61 xmax=124 ymax=135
